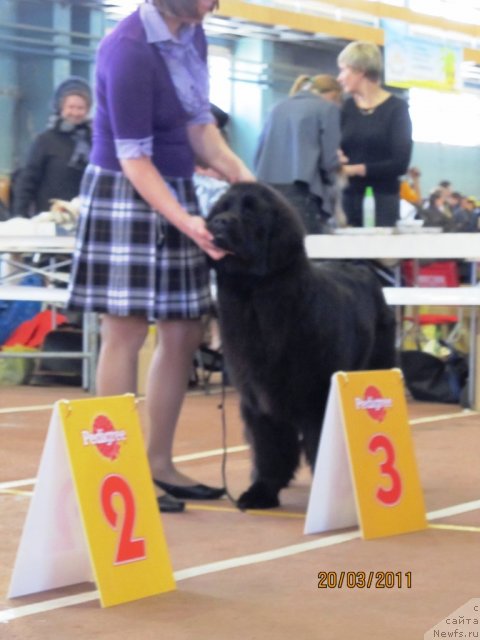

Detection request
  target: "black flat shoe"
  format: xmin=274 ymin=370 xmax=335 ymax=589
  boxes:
xmin=154 ymin=478 xmax=225 ymax=501
xmin=157 ymin=493 xmax=185 ymax=513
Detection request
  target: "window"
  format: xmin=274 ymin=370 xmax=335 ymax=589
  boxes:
xmin=409 ymin=87 xmax=480 ymax=146
xmin=208 ymin=46 xmax=232 ymax=113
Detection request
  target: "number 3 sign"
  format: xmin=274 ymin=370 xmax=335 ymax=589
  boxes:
xmin=9 ymin=395 xmax=175 ymax=607
xmin=305 ymin=370 xmax=427 ymax=539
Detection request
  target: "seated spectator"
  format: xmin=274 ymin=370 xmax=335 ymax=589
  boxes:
xmin=434 ymin=180 xmax=454 ymax=219
xmin=452 ymin=196 xmax=478 ymax=232
xmin=400 ymin=166 xmax=422 ymax=205
xmin=419 ymin=190 xmax=454 ymax=231
xmin=448 ymin=191 xmax=463 ymax=216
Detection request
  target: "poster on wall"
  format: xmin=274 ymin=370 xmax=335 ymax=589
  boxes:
xmin=383 ymin=19 xmax=462 ymax=92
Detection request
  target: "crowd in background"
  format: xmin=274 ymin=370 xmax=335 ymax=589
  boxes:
xmin=0 ymin=46 xmax=478 ymax=233
xmin=401 ymin=172 xmax=480 ymax=232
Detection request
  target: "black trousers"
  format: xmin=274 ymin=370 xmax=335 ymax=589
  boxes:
xmin=342 ymin=191 xmax=400 ymax=227
xmin=269 ymin=182 xmax=331 ymax=234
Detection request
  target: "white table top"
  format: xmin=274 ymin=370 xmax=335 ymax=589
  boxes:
xmin=305 ymin=232 xmax=480 ymax=260
xmin=383 ymin=286 xmax=480 ymax=306
xmin=0 ymin=232 xmax=477 ymax=260
xmin=0 ymin=285 xmax=69 ymax=302
xmin=0 ymin=236 xmax=75 ymax=253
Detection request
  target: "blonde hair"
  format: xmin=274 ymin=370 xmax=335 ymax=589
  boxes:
xmin=289 ymin=74 xmax=342 ymax=98
xmin=337 ymin=41 xmax=383 ymax=82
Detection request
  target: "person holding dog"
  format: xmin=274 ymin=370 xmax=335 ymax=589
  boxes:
xmin=337 ymin=41 xmax=412 ymax=227
xmin=67 ymin=0 xmax=253 ymax=513
xmin=254 ymin=74 xmax=343 ymax=233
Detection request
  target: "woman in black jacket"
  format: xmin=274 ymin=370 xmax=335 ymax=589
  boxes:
xmin=337 ymin=41 xmax=412 ymax=227
xmin=13 ymin=77 xmax=92 ymax=218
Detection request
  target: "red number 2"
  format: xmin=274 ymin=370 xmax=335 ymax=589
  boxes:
xmin=101 ymin=474 xmax=146 ymax=564
xmin=368 ymin=434 xmax=402 ymax=506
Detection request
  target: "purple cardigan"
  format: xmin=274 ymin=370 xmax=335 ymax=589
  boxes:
xmin=90 ymin=9 xmax=207 ymax=177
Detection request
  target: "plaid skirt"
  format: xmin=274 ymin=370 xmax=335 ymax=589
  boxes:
xmin=67 ymin=165 xmax=211 ymax=320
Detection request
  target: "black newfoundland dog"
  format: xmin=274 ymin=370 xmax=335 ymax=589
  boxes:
xmin=207 ymin=182 xmax=396 ymax=510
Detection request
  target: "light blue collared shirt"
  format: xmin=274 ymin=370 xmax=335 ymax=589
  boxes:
xmin=140 ymin=2 xmax=213 ymax=125
xmin=116 ymin=4 xmax=214 ymax=159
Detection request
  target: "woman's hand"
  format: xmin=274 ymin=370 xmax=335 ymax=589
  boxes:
xmin=184 ymin=215 xmax=228 ymax=261
xmin=341 ymin=163 xmax=366 ymax=178
xmin=337 ymin=149 xmax=349 ymax=165
xmin=337 ymin=150 xmax=366 ymax=178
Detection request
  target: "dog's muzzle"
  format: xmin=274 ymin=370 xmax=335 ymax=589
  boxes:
xmin=207 ymin=212 xmax=238 ymax=251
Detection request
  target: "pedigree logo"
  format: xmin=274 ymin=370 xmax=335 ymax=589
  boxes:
xmin=81 ymin=415 xmax=127 ymax=460
xmin=354 ymin=385 xmax=393 ymax=423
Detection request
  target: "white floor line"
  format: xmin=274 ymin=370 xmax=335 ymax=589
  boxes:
xmin=0 ymin=530 xmax=359 ymax=624
xmin=0 ymin=592 xmax=99 ymax=624
xmin=0 ymin=479 xmax=36 ymax=490
xmin=0 ymin=404 xmax=55 ymax=415
xmin=1 ymin=498 xmax=479 ymax=624
xmin=426 ymin=499 xmax=480 ymax=521
xmin=0 ymin=388 xmax=230 ymax=416
xmin=412 ymin=409 xmax=478 ymax=424
xmin=0 ymin=409 xmax=476 ymax=491
xmin=0 ymin=444 xmax=250 ymax=491
xmin=173 ymin=444 xmax=249 ymax=462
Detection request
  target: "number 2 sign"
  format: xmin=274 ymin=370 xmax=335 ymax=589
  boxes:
xmin=9 ymin=395 xmax=175 ymax=606
xmin=305 ymin=370 xmax=427 ymax=539
xmin=58 ymin=395 xmax=175 ymax=606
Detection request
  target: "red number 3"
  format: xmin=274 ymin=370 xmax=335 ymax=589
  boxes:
xmin=368 ymin=434 xmax=402 ymax=506
xmin=101 ymin=474 xmax=146 ymax=564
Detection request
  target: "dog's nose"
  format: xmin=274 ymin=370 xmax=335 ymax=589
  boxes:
xmin=208 ymin=213 xmax=231 ymax=233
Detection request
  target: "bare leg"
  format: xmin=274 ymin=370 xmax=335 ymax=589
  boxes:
xmin=146 ymin=318 xmax=204 ymax=486
xmin=96 ymin=314 xmax=148 ymax=395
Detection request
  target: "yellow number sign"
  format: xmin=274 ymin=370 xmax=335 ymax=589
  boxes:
xmin=338 ymin=369 xmax=427 ymax=539
xmin=305 ymin=369 xmax=427 ymax=540
xmin=59 ymin=395 xmax=175 ymax=607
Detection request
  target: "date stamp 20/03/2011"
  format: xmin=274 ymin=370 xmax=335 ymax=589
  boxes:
xmin=317 ymin=571 xmax=412 ymax=589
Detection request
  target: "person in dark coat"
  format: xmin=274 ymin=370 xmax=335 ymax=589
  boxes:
xmin=13 ymin=76 xmax=92 ymax=218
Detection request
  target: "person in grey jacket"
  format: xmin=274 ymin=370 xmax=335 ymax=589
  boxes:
xmin=254 ymin=74 xmax=342 ymax=233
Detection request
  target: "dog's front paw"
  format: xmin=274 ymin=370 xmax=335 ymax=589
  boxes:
xmin=237 ymin=481 xmax=280 ymax=510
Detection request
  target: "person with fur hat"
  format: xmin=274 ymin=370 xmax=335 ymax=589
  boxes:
xmin=67 ymin=0 xmax=254 ymax=513
xmin=13 ymin=76 xmax=92 ymax=217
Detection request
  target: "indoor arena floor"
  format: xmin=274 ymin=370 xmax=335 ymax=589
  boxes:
xmin=1 ymin=382 xmax=479 ymax=640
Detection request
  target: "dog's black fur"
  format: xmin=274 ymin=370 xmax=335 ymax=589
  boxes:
xmin=207 ymin=182 xmax=396 ymax=509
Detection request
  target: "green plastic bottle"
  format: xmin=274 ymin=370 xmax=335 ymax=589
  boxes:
xmin=363 ymin=186 xmax=375 ymax=228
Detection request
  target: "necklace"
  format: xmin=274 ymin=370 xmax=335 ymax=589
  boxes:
xmin=358 ymin=106 xmax=376 ymax=116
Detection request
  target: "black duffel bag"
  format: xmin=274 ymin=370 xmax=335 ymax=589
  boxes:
xmin=400 ymin=343 xmax=468 ymax=406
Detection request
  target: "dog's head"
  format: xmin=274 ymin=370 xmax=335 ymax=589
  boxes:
xmin=206 ymin=182 xmax=306 ymax=277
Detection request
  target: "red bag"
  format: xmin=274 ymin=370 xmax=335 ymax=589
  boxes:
xmin=3 ymin=310 xmax=67 ymax=348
